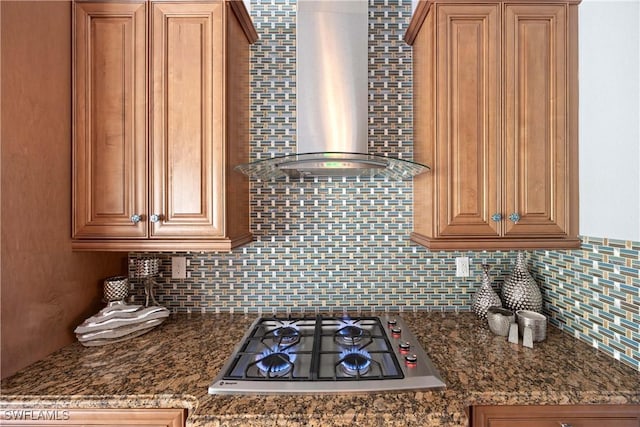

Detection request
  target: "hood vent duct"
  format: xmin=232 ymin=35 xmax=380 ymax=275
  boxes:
xmin=236 ymin=0 xmax=429 ymax=180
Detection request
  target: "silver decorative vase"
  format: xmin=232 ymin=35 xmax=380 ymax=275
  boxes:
xmin=103 ymin=276 xmax=129 ymax=302
xmin=132 ymin=258 xmax=162 ymax=307
xmin=501 ymin=252 xmax=543 ymax=313
xmin=471 ymin=264 xmax=502 ymax=320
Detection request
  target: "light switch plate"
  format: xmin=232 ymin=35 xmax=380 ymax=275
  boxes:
xmin=171 ymin=256 xmax=187 ymax=279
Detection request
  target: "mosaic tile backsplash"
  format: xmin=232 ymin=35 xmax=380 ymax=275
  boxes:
xmin=128 ymin=0 xmax=640 ymax=372
xmin=531 ymin=238 xmax=640 ymax=371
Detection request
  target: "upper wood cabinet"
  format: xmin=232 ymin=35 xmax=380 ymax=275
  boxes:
xmin=406 ymin=0 xmax=580 ymax=250
xmin=72 ymin=0 xmax=257 ymax=251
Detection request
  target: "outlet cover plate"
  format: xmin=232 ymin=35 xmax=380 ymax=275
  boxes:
xmin=455 ymin=257 xmax=470 ymax=277
xmin=171 ymin=256 xmax=187 ymax=279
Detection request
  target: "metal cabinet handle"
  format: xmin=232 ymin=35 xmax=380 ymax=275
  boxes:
xmin=508 ymin=212 xmax=521 ymax=223
xmin=491 ymin=213 xmax=502 ymax=222
xmin=560 ymin=423 xmax=573 ymax=427
xmin=130 ymin=214 xmax=142 ymax=224
xmin=149 ymin=214 xmax=161 ymax=223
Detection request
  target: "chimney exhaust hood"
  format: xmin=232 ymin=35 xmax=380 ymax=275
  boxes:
xmin=235 ymin=0 xmax=429 ymax=180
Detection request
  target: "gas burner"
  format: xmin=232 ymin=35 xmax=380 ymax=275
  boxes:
xmin=271 ymin=325 xmax=300 ymax=344
xmin=336 ymin=325 xmax=365 ymax=346
xmin=256 ymin=351 xmax=294 ymax=378
xmin=339 ymin=350 xmax=372 ymax=377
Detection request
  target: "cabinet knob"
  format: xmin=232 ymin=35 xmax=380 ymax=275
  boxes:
xmin=130 ymin=214 xmax=142 ymax=224
xmin=491 ymin=213 xmax=502 ymax=222
xmin=508 ymin=212 xmax=520 ymax=223
xmin=149 ymin=214 xmax=161 ymax=223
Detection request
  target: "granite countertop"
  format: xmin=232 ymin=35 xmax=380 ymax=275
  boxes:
xmin=1 ymin=312 xmax=639 ymax=426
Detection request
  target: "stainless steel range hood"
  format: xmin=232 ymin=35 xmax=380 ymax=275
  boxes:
xmin=235 ymin=0 xmax=429 ymax=180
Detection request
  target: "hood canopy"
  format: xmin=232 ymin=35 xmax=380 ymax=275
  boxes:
xmin=236 ymin=152 xmax=429 ymax=180
xmin=236 ymin=0 xmax=429 ymax=181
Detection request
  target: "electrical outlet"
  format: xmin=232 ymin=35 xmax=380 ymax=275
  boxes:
xmin=455 ymin=257 xmax=470 ymax=277
xmin=171 ymin=256 xmax=187 ymax=279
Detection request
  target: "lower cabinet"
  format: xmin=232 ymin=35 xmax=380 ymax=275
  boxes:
xmin=471 ymin=405 xmax=640 ymax=427
xmin=1 ymin=408 xmax=185 ymax=426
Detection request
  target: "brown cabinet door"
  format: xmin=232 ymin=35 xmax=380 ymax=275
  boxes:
xmin=503 ymin=4 xmax=570 ymax=237
xmin=1 ymin=408 xmax=185 ymax=426
xmin=472 ymin=404 xmax=640 ymax=427
xmin=435 ymin=4 xmax=501 ymax=238
xmin=150 ymin=2 xmax=225 ymax=238
xmin=489 ymin=419 xmax=638 ymax=427
xmin=73 ymin=2 xmax=147 ymax=238
xmin=487 ymin=418 xmax=638 ymax=427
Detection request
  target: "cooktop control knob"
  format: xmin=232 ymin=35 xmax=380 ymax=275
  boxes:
xmin=404 ymin=354 xmax=418 ymax=366
xmin=387 ymin=319 xmax=397 ymax=327
xmin=399 ymin=342 xmax=411 ymax=353
xmin=391 ymin=327 xmax=402 ymax=338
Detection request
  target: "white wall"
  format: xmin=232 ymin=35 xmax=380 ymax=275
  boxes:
xmin=579 ymin=0 xmax=640 ymax=241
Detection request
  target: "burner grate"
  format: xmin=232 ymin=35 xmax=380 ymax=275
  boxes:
xmin=221 ymin=315 xmax=404 ymax=382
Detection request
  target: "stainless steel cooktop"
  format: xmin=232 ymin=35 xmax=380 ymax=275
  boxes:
xmin=208 ymin=315 xmax=445 ymax=394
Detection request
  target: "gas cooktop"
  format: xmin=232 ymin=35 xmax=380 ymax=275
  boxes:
xmin=208 ymin=315 xmax=446 ymax=394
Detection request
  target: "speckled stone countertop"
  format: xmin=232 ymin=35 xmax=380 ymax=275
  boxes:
xmin=1 ymin=312 xmax=639 ymax=426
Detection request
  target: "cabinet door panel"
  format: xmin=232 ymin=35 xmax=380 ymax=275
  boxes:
xmin=473 ymin=404 xmax=640 ymax=427
xmin=489 ymin=419 xmax=638 ymax=427
xmin=73 ymin=2 xmax=147 ymax=238
xmin=0 ymin=408 xmax=185 ymax=426
xmin=504 ymin=4 xmax=568 ymax=237
xmin=151 ymin=3 xmax=224 ymax=238
xmin=436 ymin=4 xmax=500 ymax=238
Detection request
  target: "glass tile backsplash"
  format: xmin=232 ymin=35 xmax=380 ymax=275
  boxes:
xmin=531 ymin=238 xmax=640 ymax=371
xmin=129 ymin=0 xmax=640 ymax=372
